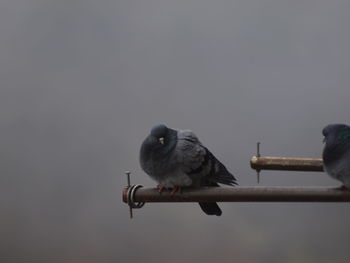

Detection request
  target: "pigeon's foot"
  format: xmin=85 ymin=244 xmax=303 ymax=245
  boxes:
xmin=336 ymin=185 xmax=350 ymax=191
xmin=170 ymin=186 xmax=182 ymax=195
xmin=156 ymin=184 xmax=167 ymax=193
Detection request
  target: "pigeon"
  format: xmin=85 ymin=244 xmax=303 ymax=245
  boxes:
xmin=322 ymin=123 xmax=350 ymax=189
xmin=140 ymin=124 xmax=237 ymax=216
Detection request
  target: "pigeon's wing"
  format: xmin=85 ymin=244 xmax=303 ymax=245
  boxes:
xmin=176 ymin=130 xmax=237 ymax=186
xmin=175 ymin=130 xmax=208 ymax=176
xmin=175 ymin=129 xmax=237 ymax=217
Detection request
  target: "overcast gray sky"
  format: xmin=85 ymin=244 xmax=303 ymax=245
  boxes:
xmin=1 ymin=0 xmax=350 ymax=262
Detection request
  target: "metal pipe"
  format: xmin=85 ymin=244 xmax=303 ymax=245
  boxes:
xmin=250 ymin=156 xmax=324 ymax=172
xmin=123 ymin=186 xmax=350 ymax=203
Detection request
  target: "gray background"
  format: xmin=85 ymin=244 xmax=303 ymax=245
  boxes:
xmin=1 ymin=0 xmax=350 ymax=262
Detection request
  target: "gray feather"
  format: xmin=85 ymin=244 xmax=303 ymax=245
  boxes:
xmin=322 ymin=123 xmax=350 ymax=187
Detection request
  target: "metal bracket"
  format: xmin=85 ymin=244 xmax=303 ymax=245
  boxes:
xmin=256 ymin=142 xmax=261 ymax=184
xmin=124 ymin=171 xmax=145 ymax=218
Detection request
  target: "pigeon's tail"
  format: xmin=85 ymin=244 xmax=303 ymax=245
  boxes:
xmin=199 ymin=202 xmax=222 ymax=216
xmin=208 ymin=152 xmax=237 ymax=186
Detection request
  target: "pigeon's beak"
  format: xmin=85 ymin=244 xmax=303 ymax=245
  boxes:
xmin=159 ymin=137 xmax=165 ymax=145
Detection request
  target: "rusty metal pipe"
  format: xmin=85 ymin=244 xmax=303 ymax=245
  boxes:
xmin=123 ymin=186 xmax=350 ymax=203
xmin=250 ymin=156 xmax=324 ymax=172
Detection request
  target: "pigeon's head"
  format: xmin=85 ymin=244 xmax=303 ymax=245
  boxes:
xmin=322 ymin=124 xmax=350 ymax=144
xmin=150 ymin=124 xmax=169 ymax=145
xmin=139 ymin=124 xmax=177 ymax=171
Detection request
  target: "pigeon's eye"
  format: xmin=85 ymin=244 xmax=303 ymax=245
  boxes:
xmin=159 ymin=137 xmax=165 ymax=145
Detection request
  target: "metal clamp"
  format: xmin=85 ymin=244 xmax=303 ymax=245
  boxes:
xmin=127 ymin=184 xmax=145 ymax=208
xmin=256 ymin=142 xmax=261 ymax=184
xmin=125 ymin=171 xmax=145 ymax=218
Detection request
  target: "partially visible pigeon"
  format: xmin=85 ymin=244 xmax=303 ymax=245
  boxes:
xmin=322 ymin=123 xmax=350 ymax=189
xmin=140 ymin=124 xmax=237 ymax=216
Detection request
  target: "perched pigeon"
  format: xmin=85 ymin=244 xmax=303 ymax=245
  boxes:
xmin=140 ymin=124 xmax=237 ymax=216
xmin=322 ymin=123 xmax=350 ymax=189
